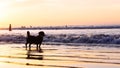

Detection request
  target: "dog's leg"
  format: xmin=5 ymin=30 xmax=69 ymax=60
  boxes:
xmin=36 ymin=44 xmax=38 ymax=51
xmin=29 ymin=44 xmax=31 ymax=51
xmin=38 ymin=44 xmax=41 ymax=52
xmin=39 ymin=46 xmax=42 ymax=52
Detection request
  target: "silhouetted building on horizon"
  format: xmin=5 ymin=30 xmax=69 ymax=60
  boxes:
xmin=9 ymin=24 xmax=12 ymax=31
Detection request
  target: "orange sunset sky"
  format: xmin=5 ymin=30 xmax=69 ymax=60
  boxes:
xmin=0 ymin=0 xmax=120 ymax=28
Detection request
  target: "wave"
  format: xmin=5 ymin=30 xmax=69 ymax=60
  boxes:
xmin=44 ymin=34 xmax=120 ymax=44
xmin=0 ymin=34 xmax=120 ymax=46
xmin=0 ymin=34 xmax=26 ymax=43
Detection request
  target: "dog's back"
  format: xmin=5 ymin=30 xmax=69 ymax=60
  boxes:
xmin=26 ymin=31 xmax=45 ymax=44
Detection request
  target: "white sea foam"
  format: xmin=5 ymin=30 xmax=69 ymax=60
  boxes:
xmin=0 ymin=29 xmax=120 ymax=47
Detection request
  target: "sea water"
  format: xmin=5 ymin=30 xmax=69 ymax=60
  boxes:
xmin=0 ymin=29 xmax=120 ymax=68
xmin=0 ymin=29 xmax=120 ymax=46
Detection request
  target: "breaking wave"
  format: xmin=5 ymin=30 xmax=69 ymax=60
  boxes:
xmin=44 ymin=34 xmax=120 ymax=44
xmin=0 ymin=34 xmax=120 ymax=45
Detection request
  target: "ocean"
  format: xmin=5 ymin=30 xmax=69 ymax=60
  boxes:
xmin=1 ymin=29 xmax=120 ymax=46
xmin=0 ymin=29 xmax=120 ymax=68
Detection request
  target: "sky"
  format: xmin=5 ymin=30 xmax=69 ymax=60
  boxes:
xmin=0 ymin=0 xmax=120 ymax=28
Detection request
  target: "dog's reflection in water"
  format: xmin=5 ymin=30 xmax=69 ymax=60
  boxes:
xmin=27 ymin=47 xmax=43 ymax=60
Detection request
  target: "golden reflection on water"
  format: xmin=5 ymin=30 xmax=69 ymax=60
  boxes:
xmin=27 ymin=47 xmax=43 ymax=60
xmin=0 ymin=44 xmax=120 ymax=68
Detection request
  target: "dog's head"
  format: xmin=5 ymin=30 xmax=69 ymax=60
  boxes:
xmin=39 ymin=31 xmax=45 ymax=37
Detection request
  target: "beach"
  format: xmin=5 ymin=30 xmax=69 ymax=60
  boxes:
xmin=0 ymin=43 xmax=120 ymax=68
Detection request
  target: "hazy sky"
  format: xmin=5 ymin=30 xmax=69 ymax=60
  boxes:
xmin=0 ymin=0 xmax=120 ymax=28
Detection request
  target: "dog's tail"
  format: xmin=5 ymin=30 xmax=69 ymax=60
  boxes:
xmin=27 ymin=31 xmax=30 ymax=37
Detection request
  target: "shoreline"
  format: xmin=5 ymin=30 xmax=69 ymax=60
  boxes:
xmin=0 ymin=44 xmax=120 ymax=68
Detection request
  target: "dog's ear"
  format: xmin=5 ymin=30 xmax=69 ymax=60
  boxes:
xmin=39 ymin=31 xmax=45 ymax=36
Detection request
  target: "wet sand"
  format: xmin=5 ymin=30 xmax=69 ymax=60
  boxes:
xmin=0 ymin=44 xmax=120 ymax=68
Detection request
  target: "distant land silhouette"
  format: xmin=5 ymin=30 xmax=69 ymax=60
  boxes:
xmin=1 ymin=25 xmax=120 ymax=30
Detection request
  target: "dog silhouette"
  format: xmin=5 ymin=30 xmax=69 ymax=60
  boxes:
xmin=25 ymin=31 xmax=45 ymax=51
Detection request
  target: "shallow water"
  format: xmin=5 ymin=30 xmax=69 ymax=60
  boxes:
xmin=0 ymin=44 xmax=120 ymax=68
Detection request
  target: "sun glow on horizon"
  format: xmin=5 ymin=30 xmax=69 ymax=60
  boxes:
xmin=0 ymin=0 xmax=120 ymax=28
xmin=0 ymin=2 xmax=8 ymax=21
xmin=16 ymin=0 xmax=28 ymax=2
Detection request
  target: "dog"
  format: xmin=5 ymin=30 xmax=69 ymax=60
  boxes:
xmin=25 ymin=31 xmax=45 ymax=51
